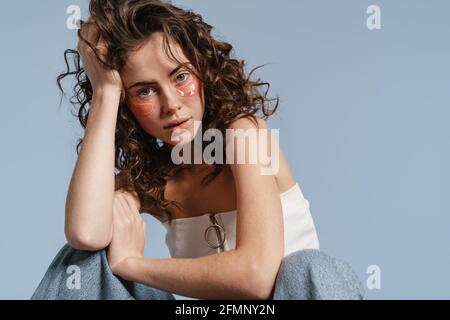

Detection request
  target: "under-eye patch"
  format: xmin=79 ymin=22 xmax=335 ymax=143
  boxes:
xmin=176 ymin=77 xmax=200 ymax=97
xmin=127 ymin=99 xmax=156 ymax=117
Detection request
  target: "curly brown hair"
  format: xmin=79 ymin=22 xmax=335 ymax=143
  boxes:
xmin=57 ymin=0 xmax=279 ymax=223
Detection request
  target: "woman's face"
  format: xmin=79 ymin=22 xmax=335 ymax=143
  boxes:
xmin=120 ymin=32 xmax=204 ymax=146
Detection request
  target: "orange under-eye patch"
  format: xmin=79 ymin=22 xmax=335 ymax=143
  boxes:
xmin=125 ymin=75 xmax=201 ymax=117
xmin=127 ymin=99 xmax=156 ymax=117
xmin=176 ymin=76 xmax=200 ymax=98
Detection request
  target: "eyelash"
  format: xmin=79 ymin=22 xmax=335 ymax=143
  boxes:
xmin=136 ymin=72 xmax=190 ymax=98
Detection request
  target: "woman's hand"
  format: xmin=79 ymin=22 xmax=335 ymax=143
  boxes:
xmin=107 ymin=190 xmax=146 ymax=275
xmin=77 ymin=18 xmax=123 ymax=97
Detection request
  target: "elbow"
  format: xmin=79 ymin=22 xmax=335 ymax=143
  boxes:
xmin=244 ymin=260 xmax=281 ymax=300
xmin=65 ymin=226 xmax=112 ymax=252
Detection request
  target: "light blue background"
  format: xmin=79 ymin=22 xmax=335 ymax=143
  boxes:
xmin=1 ymin=0 xmax=449 ymax=299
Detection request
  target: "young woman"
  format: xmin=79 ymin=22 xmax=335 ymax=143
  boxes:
xmin=32 ymin=0 xmax=365 ymax=300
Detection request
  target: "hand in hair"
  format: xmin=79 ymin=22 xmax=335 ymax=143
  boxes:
xmin=76 ymin=18 xmax=123 ymax=97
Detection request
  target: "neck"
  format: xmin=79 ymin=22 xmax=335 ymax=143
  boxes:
xmin=167 ymin=137 xmax=212 ymax=173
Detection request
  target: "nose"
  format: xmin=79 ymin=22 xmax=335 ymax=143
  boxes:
xmin=160 ymin=84 xmax=182 ymax=114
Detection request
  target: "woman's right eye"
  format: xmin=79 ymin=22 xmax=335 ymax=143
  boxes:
xmin=137 ymin=87 xmax=157 ymax=99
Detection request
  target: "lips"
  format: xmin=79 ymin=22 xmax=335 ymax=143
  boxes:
xmin=165 ymin=117 xmax=192 ymax=129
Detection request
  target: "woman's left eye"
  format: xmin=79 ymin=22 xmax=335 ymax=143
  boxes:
xmin=176 ymin=72 xmax=190 ymax=83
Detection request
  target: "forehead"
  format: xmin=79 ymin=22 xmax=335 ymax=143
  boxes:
xmin=121 ymin=32 xmax=189 ymax=83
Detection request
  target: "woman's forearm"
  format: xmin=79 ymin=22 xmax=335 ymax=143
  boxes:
xmin=65 ymin=92 xmax=120 ymax=250
xmin=117 ymin=249 xmax=272 ymax=300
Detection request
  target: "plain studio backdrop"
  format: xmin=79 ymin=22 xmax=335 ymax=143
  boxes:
xmin=1 ymin=0 xmax=449 ymax=299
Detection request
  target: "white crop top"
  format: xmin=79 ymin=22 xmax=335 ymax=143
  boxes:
xmin=161 ymin=182 xmax=320 ymax=259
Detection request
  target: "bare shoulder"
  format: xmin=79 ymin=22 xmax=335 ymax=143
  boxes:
xmin=225 ymin=114 xmax=279 ymax=199
xmin=226 ymin=115 xmax=271 ymax=168
xmin=227 ymin=114 xmax=268 ymax=130
xmin=227 ymin=115 xmax=295 ymax=191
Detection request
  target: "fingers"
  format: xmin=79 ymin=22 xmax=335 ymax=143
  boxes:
xmin=113 ymin=192 xmax=131 ymax=225
xmin=126 ymin=190 xmax=142 ymax=213
xmin=79 ymin=19 xmax=100 ymax=45
xmin=113 ymin=191 xmax=143 ymax=223
xmin=113 ymin=191 xmax=145 ymax=236
xmin=76 ymin=19 xmax=107 ymax=58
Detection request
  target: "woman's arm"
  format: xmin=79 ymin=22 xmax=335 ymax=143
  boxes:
xmin=65 ymin=21 xmax=124 ymax=251
xmin=110 ymin=116 xmax=284 ymax=299
xmin=117 ymin=250 xmax=265 ymax=300
xmin=65 ymin=92 xmax=120 ymax=251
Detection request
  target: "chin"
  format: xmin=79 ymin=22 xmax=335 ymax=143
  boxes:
xmin=168 ymin=132 xmax=195 ymax=146
xmin=169 ymin=123 xmax=201 ymax=146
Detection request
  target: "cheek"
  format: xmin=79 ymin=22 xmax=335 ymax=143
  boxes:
xmin=176 ymin=77 xmax=201 ymax=98
xmin=127 ymin=99 xmax=156 ymax=117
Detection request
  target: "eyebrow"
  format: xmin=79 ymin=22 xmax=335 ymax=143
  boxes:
xmin=126 ymin=65 xmax=185 ymax=91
